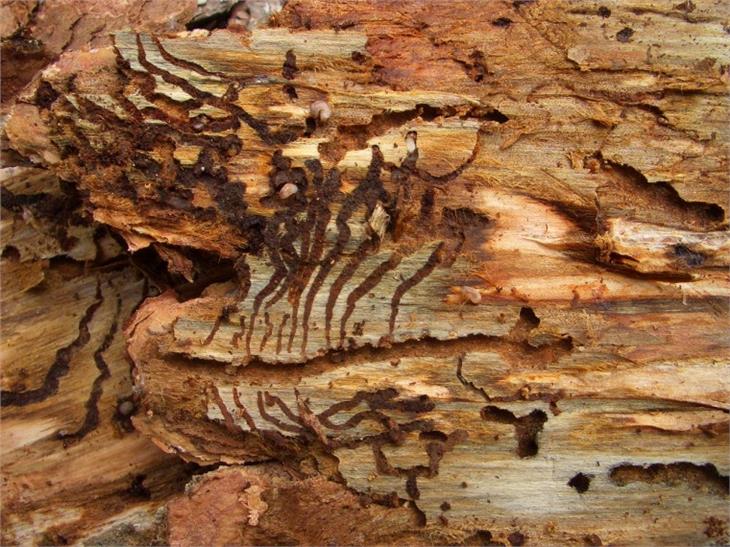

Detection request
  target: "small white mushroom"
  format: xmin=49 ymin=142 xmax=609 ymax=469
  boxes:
xmin=405 ymin=130 xmax=418 ymax=154
xmin=118 ymin=400 xmax=135 ymax=417
xmin=310 ymin=100 xmax=332 ymax=123
xmin=228 ymin=2 xmax=251 ymax=31
xmin=191 ymin=114 xmax=209 ymax=131
xmin=278 ymin=182 xmax=299 ymax=199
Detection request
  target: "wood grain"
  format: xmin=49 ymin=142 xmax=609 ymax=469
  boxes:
xmin=3 ymin=0 xmax=729 ymax=544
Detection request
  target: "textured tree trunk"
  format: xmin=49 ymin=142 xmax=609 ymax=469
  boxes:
xmin=2 ymin=0 xmax=729 ymax=545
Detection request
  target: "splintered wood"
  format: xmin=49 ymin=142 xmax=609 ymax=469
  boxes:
xmin=2 ymin=0 xmax=729 ymax=545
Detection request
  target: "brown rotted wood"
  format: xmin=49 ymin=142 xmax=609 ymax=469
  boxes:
xmin=3 ymin=0 xmax=729 ymax=545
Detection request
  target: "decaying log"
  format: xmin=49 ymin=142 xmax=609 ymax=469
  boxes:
xmin=2 ymin=0 xmax=729 ymax=545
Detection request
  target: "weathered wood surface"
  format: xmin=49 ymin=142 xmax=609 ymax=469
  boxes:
xmin=0 ymin=2 xmax=229 ymax=544
xmin=0 ymin=259 xmax=198 ymax=545
xmin=2 ymin=0 xmax=730 ymax=545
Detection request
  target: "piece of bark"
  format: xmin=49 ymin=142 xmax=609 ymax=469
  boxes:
xmin=0 ymin=0 xmax=35 ymax=40
xmin=154 ymin=244 xmax=196 ymax=282
xmin=4 ymin=0 xmax=730 ymax=545
xmin=166 ymin=464 xmax=441 ymax=546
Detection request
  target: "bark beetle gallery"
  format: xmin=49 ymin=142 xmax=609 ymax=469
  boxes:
xmin=1 ymin=0 xmax=729 ymax=545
